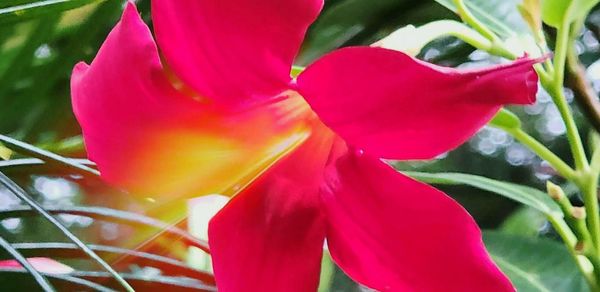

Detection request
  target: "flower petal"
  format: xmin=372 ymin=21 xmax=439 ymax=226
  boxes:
xmin=71 ymin=3 xmax=309 ymax=201
xmin=0 ymin=258 xmax=73 ymax=274
xmin=297 ymin=47 xmax=540 ymax=160
xmin=151 ymin=0 xmax=323 ymax=107
xmin=208 ymin=129 xmax=334 ymax=292
xmin=321 ymin=151 xmax=513 ymax=291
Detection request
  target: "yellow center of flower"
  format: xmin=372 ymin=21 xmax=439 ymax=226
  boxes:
xmin=125 ymin=89 xmax=319 ymax=205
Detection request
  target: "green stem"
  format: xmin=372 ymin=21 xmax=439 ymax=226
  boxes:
xmin=582 ymin=172 xmax=600 ymax=255
xmin=552 ymin=21 xmax=600 ymax=278
xmin=451 ymin=0 xmax=517 ymax=60
xmin=592 ymin=146 xmax=600 ymax=175
xmin=551 ymin=22 xmax=589 ymax=171
xmin=553 ymin=83 xmax=590 ymax=171
xmin=417 ymin=20 xmax=493 ymax=52
xmin=548 ymin=215 xmax=600 ymax=290
xmin=452 ymin=0 xmax=496 ymax=41
xmin=503 ymin=128 xmax=577 ymax=181
xmin=547 ymin=182 xmax=593 ymax=248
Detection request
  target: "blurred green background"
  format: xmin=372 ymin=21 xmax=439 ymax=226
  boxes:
xmin=1 ymin=0 xmax=600 ymax=291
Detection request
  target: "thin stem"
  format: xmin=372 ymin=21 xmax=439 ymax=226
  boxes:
xmin=419 ymin=20 xmax=494 ymax=52
xmin=548 ymin=215 xmax=600 ymax=290
xmin=583 ymin=174 xmax=600 ymax=255
xmin=0 ymin=236 xmax=54 ymax=292
xmin=501 ymin=127 xmax=578 ymax=181
xmin=592 ymin=147 xmax=600 ymax=175
xmin=0 ymin=171 xmax=134 ymax=292
xmin=452 ymin=0 xmax=495 ymax=41
xmin=451 ymin=0 xmax=518 ymax=60
xmin=551 ymin=22 xmax=589 ymax=170
xmin=552 ymin=20 xmax=600 ymax=276
xmin=547 ymin=182 xmax=593 ymax=248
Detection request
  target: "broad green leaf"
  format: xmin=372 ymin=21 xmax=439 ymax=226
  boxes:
xmin=484 ymin=232 xmax=589 ymax=292
xmin=542 ymin=0 xmax=598 ymax=28
xmin=405 ymin=171 xmax=562 ymax=217
xmin=500 ymin=207 xmax=547 ymax=236
xmin=434 ymin=0 xmax=530 ymax=38
xmin=299 ymin=0 xmax=401 ymax=63
xmin=318 ymin=252 xmax=335 ymax=292
xmin=489 ymin=108 xmax=522 ymax=130
xmin=0 ymin=0 xmax=103 ymax=24
xmin=541 ymin=0 xmax=571 ymax=28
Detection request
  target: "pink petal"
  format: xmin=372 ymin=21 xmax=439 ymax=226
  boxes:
xmin=71 ymin=3 xmax=310 ymax=199
xmin=297 ymin=47 xmax=540 ymax=160
xmin=151 ymin=0 xmax=323 ymax=107
xmin=321 ymin=151 xmax=513 ymax=291
xmin=0 ymin=258 xmax=73 ymax=274
xmin=208 ymin=130 xmax=335 ymax=292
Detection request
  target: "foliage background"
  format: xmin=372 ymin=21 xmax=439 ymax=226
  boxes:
xmin=1 ymin=0 xmax=600 ymax=291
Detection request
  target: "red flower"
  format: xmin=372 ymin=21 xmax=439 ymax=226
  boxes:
xmin=71 ymin=1 xmax=540 ymax=291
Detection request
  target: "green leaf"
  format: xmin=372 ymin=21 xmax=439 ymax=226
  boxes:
xmin=489 ymin=108 xmax=522 ymax=130
xmin=0 ymin=0 xmax=103 ymax=24
xmin=299 ymin=0 xmax=401 ymax=63
xmin=405 ymin=171 xmax=562 ymax=217
xmin=541 ymin=0 xmax=598 ymax=28
xmin=434 ymin=0 xmax=530 ymax=38
xmin=318 ymin=252 xmax=335 ymax=292
xmin=484 ymin=232 xmax=589 ymax=292
xmin=541 ymin=0 xmax=570 ymax=28
xmin=501 ymin=207 xmax=547 ymax=236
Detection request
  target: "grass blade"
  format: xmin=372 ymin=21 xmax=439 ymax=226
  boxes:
xmin=71 ymin=271 xmax=217 ymax=291
xmin=0 ymin=134 xmax=99 ymax=177
xmin=5 ymin=242 xmax=215 ymax=283
xmin=0 ymin=236 xmax=54 ymax=291
xmin=0 ymin=268 xmax=115 ymax=292
xmin=0 ymin=171 xmax=133 ymax=292
xmin=0 ymin=205 xmax=210 ymax=253
xmin=0 ymin=0 xmax=103 ymax=24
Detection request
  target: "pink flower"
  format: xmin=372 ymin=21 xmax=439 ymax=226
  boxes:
xmin=71 ymin=1 xmax=540 ymax=291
